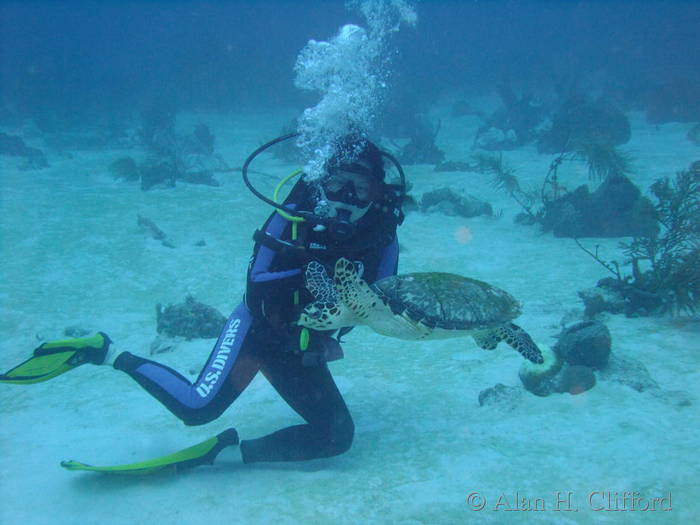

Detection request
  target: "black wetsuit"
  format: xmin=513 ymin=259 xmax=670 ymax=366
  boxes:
xmin=114 ymin=180 xmax=400 ymax=463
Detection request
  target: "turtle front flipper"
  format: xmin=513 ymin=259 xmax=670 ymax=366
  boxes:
xmin=304 ymin=261 xmax=338 ymax=303
xmin=473 ymin=323 xmax=544 ymax=363
xmin=334 ymin=258 xmax=381 ymax=322
xmin=299 ymin=262 xmax=357 ymax=330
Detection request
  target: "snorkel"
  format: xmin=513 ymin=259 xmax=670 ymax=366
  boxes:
xmin=241 ymin=132 xmax=406 ymax=241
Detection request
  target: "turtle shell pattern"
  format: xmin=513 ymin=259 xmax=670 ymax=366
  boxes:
xmin=371 ymin=273 xmax=522 ymax=331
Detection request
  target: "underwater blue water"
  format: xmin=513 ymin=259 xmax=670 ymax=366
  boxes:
xmin=1 ymin=1 xmax=698 ymax=119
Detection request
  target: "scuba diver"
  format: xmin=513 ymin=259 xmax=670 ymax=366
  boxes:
xmin=1 ymin=135 xmax=406 ymax=472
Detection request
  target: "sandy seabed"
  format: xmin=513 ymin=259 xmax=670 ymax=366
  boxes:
xmin=1 ymin=107 xmax=698 ymax=524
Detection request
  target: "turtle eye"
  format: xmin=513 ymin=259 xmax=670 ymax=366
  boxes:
xmin=307 ymin=307 xmax=322 ymax=319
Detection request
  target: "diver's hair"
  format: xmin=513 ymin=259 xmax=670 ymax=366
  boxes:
xmin=326 ymin=136 xmax=385 ymax=182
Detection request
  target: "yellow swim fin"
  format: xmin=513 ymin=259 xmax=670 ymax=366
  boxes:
xmin=0 ymin=332 xmax=111 ymax=384
xmin=61 ymin=428 xmax=239 ymax=475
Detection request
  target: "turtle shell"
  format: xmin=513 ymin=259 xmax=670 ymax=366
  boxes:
xmin=372 ymin=272 xmax=521 ymax=330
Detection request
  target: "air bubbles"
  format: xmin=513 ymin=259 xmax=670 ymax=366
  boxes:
xmin=293 ymin=1 xmax=416 ymax=181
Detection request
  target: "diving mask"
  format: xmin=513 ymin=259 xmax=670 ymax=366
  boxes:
xmin=311 ymin=168 xmax=379 ymax=239
xmin=322 ymin=167 xmax=380 ymax=209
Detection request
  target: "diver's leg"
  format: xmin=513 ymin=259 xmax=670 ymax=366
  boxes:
xmin=113 ymin=303 xmax=260 ymax=425
xmin=240 ymin=351 xmax=354 ymax=463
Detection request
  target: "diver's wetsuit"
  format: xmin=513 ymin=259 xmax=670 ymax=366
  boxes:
xmin=114 ymin=179 xmax=399 ymax=463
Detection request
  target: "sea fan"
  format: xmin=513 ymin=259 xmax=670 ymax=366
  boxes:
xmin=620 ymin=169 xmax=700 ymax=314
xmin=575 ymin=141 xmax=632 ymax=180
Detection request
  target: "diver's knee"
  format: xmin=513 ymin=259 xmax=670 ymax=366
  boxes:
xmin=329 ymin=414 xmax=355 ymax=454
xmin=180 ymin=406 xmax=223 ymax=427
xmin=182 ymin=413 xmax=210 ymax=426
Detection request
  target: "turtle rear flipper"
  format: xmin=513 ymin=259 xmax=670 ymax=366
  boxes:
xmin=472 ymin=330 xmax=499 ymax=351
xmin=473 ymin=323 xmax=544 ymax=363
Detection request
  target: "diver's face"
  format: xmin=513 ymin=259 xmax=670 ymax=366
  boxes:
xmin=323 ymin=169 xmax=379 ymax=207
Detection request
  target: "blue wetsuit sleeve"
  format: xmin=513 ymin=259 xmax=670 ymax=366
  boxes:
xmin=249 ymin=207 xmax=302 ymax=283
xmin=374 ymin=236 xmax=399 ymax=281
xmin=250 ymin=263 xmax=301 ymax=283
xmin=246 ymin=208 xmax=304 ymax=322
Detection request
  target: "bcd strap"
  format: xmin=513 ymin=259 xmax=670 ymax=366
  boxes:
xmin=252 ymin=229 xmax=308 ymax=260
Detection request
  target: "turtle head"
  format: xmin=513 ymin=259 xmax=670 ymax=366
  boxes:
xmin=298 ymin=301 xmax=350 ymax=330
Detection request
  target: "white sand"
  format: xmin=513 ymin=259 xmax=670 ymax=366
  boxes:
xmin=1 ymin=107 xmax=698 ymax=524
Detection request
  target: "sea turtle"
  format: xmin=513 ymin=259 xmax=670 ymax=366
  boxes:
xmin=298 ymin=258 xmax=544 ymax=363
